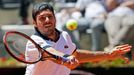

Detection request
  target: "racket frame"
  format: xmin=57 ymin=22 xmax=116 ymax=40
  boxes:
xmin=3 ymin=31 xmax=57 ymax=64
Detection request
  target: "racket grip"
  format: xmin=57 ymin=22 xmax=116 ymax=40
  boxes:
xmin=60 ymin=54 xmax=70 ymax=62
xmin=61 ymin=57 xmax=69 ymax=62
xmin=54 ymin=54 xmax=70 ymax=62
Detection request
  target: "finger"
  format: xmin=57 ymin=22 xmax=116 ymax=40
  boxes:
xmin=117 ymin=48 xmax=131 ymax=53
xmin=61 ymin=61 xmax=64 ymax=65
xmin=121 ymin=47 xmax=131 ymax=53
xmin=74 ymin=58 xmax=79 ymax=63
xmin=71 ymin=59 xmax=79 ymax=65
xmin=67 ymin=60 xmax=74 ymax=65
xmin=119 ymin=45 xmax=132 ymax=50
xmin=119 ymin=56 xmax=130 ymax=64
xmin=117 ymin=47 xmax=131 ymax=54
xmin=70 ymin=60 xmax=74 ymax=65
xmin=109 ymin=44 xmax=131 ymax=54
xmin=116 ymin=45 xmax=131 ymax=51
xmin=71 ymin=58 xmax=78 ymax=64
xmin=114 ymin=45 xmax=131 ymax=53
xmin=116 ymin=44 xmax=130 ymax=48
xmin=69 ymin=58 xmax=79 ymax=65
xmin=113 ymin=50 xmax=129 ymax=56
xmin=66 ymin=60 xmax=70 ymax=63
xmin=115 ymin=44 xmax=129 ymax=50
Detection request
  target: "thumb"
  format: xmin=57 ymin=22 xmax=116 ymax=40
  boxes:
xmin=118 ymin=56 xmax=130 ymax=64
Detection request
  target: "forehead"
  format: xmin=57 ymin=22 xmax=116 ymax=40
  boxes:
xmin=37 ymin=9 xmax=53 ymax=16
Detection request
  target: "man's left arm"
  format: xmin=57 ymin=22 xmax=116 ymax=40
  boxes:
xmin=74 ymin=44 xmax=131 ymax=63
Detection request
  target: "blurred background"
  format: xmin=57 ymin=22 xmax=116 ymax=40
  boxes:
xmin=0 ymin=0 xmax=134 ymax=75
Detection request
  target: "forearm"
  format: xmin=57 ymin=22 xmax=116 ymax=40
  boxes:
xmin=75 ymin=49 xmax=110 ymax=63
xmin=45 ymin=48 xmax=79 ymax=69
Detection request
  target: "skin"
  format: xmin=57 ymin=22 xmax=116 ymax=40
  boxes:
xmin=33 ymin=9 xmax=57 ymax=41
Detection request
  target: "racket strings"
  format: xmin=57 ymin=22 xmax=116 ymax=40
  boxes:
xmin=6 ymin=34 xmax=27 ymax=61
xmin=5 ymin=32 xmax=41 ymax=63
xmin=4 ymin=31 xmax=60 ymax=64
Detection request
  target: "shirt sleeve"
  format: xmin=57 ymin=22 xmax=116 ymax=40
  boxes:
xmin=25 ymin=35 xmax=52 ymax=61
xmin=62 ymin=31 xmax=77 ymax=53
xmin=25 ymin=35 xmax=51 ymax=75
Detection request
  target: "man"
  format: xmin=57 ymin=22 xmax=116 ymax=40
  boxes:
xmin=25 ymin=2 xmax=131 ymax=75
xmin=19 ymin=0 xmax=32 ymax=24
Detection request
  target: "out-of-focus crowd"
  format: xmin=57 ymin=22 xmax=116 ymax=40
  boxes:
xmin=54 ymin=0 xmax=134 ymax=52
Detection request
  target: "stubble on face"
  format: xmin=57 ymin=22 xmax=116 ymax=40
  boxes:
xmin=35 ymin=9 xmax=56 ymax=36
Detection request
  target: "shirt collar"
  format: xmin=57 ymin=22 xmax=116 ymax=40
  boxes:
xmin=34 ymin=27 xmax=61 ymax=41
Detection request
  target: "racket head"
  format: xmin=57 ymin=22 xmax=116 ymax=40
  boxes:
xmin=3 ymin=31 xmax=42 ymax=64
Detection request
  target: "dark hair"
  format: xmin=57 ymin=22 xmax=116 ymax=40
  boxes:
xmin=32 ymin=2 xmax=54 ymax=21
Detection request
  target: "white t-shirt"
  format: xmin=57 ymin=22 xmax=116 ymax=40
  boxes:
xmin=75 ymin=0 xmax=107 ymax=18
xmin=108 ymin=0 xmax=134 ymax=17
xmin=85 ymin=1 xmax=107 ymax=18
xmin=108 ymin=6 xmax=134 ymax=17
xmin=25 ymin=31 xmax=76 ymax=75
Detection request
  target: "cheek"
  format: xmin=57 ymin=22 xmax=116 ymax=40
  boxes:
xmin=36 ymin=21 xmax=43 ymax=27
xmin=38 ymin=25 xmax=44 ymax=29
xmin=53 ymin=20 xmax=56 ymax=27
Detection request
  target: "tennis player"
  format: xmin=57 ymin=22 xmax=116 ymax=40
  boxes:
xmin=25 ymin=2 xmax=131 ymax=75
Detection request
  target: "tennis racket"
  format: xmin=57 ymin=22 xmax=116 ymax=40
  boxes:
xmin=3 ymin=31 xmax=79 ymax=69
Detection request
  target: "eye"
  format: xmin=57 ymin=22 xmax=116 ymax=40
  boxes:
xmin=38 ymin=14 xmax=54 ymax=21
xmin=38 ymin=16 xmax=47 ymax=21
xmin=48 ymin=15 xmax=54 ymax=19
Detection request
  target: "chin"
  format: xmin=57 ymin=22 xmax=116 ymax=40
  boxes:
xmin=44 ymin=29 xmax=54 ymax=35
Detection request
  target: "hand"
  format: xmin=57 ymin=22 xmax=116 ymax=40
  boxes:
xmin=106 ymin=44 xmax=132 ymax=63
xmin=62 ymin=55 xmax=78 ymax=64
xmin=61 ymin=55 xmax=79 ymax=69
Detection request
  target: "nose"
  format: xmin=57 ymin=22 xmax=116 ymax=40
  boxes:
xmin=45 ymin=17 xmax=49 ymax=22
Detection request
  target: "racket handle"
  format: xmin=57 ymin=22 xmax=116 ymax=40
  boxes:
xmin=52 ymin=54 xmax=70 ymax=62
xmin=61 ymin=57 xmax=69 ymax=62
xmin=51 ymin=55 xmax=79 ymax=70
xmin=62 ymin=54 xmax=70 ymax=62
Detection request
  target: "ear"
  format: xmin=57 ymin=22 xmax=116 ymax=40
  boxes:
xmin=33 ymin=20 xmax=37 ymax=27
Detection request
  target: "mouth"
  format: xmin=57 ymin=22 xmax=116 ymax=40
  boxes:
xmin=44 ymin=24 xmax=51 ymax=28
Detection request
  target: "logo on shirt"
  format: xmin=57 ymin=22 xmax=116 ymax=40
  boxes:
xmin=64 ymin=45 xmax=68 ymax=49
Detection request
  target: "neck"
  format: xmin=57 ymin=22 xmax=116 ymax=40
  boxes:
xmin=47 ymin=30 xmax=58 ymax=42
xmin=35 ymin=28 xmax=59 ymax=42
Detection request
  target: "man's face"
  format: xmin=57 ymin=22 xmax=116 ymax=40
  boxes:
xmin=34 ymin=9 xmax=56 ymax=35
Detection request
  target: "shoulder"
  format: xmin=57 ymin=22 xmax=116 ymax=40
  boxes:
xmin=59 ymin=31 xmax=73 ymax=42
xmin=31 ymin=34 xmax=43 ymax=40
xmin=61 ymin=31 xmax=69 ymax=35
xmin=60 ymin=31 xmax=70 ymax=37
xmin=30 ymin=34 xmax=45 ymax=43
